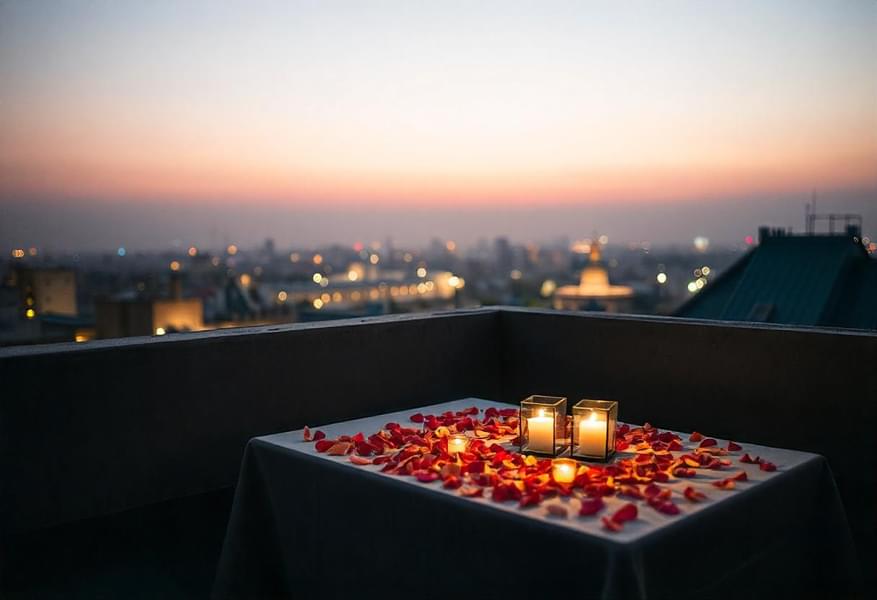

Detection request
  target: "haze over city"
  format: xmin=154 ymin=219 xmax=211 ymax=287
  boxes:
xmin=2 ymin=0 xmax=875 ymax=250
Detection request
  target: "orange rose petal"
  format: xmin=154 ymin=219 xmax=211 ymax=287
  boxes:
xmin=349 ymin=455 xmax=372 ymax=466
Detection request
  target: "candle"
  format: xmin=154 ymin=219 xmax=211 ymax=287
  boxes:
xmin=448 ymin=434 xmax=468 ymax=455
xmin=527 ymin=409 xmax=555 ymax=453
xmin=577 ymin=411 xmax=607 ymax=457
xmin=552 ymin=458 xmax=577 ymax=484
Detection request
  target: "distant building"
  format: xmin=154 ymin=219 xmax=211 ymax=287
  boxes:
xmin=553 ymin=244 xmax=635 ymax=312
xmin=95 ymin=274 xmax=203 ymax=338
xmin=13 ymin=267 xmax=77 ymax=317
xmin=676 ymin=225 xmax=877 ymax=330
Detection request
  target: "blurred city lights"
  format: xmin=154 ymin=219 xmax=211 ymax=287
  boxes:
xmin=656 ymin=272 xmax=668 ymax=284
xmin=312 ymin=254 xmax=323 ymax=265
xmin=169 ymin=260 xmax=181 ymax=271
xmin=226 ymin=244 xmax=238 ymax=256
xmin=155 ymin=327 xmax=166 ymax=335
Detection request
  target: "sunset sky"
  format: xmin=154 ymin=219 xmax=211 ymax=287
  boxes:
xmin=1 ymin=0 xmax=875 ymax=248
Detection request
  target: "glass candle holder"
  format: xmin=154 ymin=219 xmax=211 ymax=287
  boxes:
xmin=519 ymin=395 xmax=567 ymax=457
xmin=551 ymin=458 xmax=578 ymax=484
xmin=572 ymin=399 xmax=618 ymax=461
xmin=447 ymin=433 xmax=468 ymax=456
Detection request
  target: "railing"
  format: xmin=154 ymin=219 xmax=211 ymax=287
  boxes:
xmin=2 ymin=307 xmax=874 ymax=581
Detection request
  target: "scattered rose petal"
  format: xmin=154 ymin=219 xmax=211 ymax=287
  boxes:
xmin=314 ymin=439 xmax=334 ymax=453
xmin=683 ymin=486 xmax=708 ymax=502
xmin=712 ymin=478 xmax=736 ymax=490
xmin=313 ymin=431 xmax=326 ymax=441
xmin=759 ymin=461 xmax=777 ymax=472
xmin=579 ymin=497 xmax=605 ymax=516
xmin=602 ymin=516 xmax=624 ymax=532
xmin=612 ymin=502 xmax=638 ymax=523
xmin=349 ymin=455 xmax=372 ymax=466
xmin=414 ymin=470 xmax=439 ymax=483
xmin=727 ymin=441 xmax=742 ymax=451
xmin=699 ymin=438 xmax=717 ymax=448
xmin=547 ymin=504 xmax=569 ymax=518
xmin=740 ymin=453 xmax=758 ymax=464
xmin=689 ymin=431 xmax=704 ymax=442
xmin=409 ymin=413 xmax=424 ymax=423
xmin=459 ymin=486 xmax=483 ymax=497
xmin=326 ymin=441 xmax=352 ymax=456
xmin=303 ymin=426 xmax=312 ymax=442
xmin=520 ymin=493 xmax=542 ymax=508
xmin=731 ymin=471 xmax=748 ymax=481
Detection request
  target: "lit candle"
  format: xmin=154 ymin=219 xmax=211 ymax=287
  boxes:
xmin=577 ymin=411 xmax=607 ymax=457
xmin=527 ymin=409 xmax=555 ymax=453
xmin=448 ymin=434 xmax=468 ymax=455
xmin=552 ymin=458 xmax=577 ymax=484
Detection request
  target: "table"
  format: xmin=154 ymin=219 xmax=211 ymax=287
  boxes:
xmin=213 ymin=399 xmax=859 ymax=599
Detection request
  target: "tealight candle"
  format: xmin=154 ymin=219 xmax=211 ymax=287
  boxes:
xmin=552 ymin=458 xmax=577 ymax=484
xmin=447 ymin=434 xmax=468 ymax=455
xmin=527 ymin=409 xmax=555 ymax=454
xmin=577 ymin=410 xmax=607 ymax=457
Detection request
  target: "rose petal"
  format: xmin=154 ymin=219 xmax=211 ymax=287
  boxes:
xmin=712 ymin=478 xmax=736 ymax=490
xmin=602 ymin=516 xmax=624 ymax=532
xmin=409 ymin=413 xmax=424 ymax=423
xmin=683 ymin=486 xmax=708 ymax=502
xmin=731 ymin=471 xmax=748 ymax=481
xmin=579 ymin=497 xmax=605 ymax=516
xmin=699 ymin=438 xmax=717 ymax=448
xmin=459 ymin=486 xmax=483 ymax=497
xmin=613 ymin=502 xmax=638 ymax=523
xmin=759 ymin=461 xmax=777 ymax=472
xmin=740 ymin=453 xmax=758 ymax=464
xmin=314 ymin=439 xmax=334 ymax=453
xmin=414 ymin=470 xmax=439 ymax=483
xmin=443 ymin=475 xmax=463 ymax=489
xmin=689 ymin=431 xmax=704 ymax=442
xmin=313 ymin=431 xmax=326 ymax=441
xmin=520 ymin=492 xmax=542 ymax=508
xmin=349 ymin=455 xmax=372 ymax=465
xmin=726 ymin=441 xmax=742 ymax=451
xmin=326 ymin=441 xmax=352 ymax=456
xmin=547 ymin=504 xmax=569 ymax=518
xmin=303 ymin=426 xmax=312 ymax=442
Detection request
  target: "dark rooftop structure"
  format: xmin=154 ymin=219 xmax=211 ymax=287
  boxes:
xmin=676 ymin=225 xmax=877 ymax=329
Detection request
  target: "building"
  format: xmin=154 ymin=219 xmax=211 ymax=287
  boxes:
xmin=553 ymin=244 xmax=634 ymax=312
xmin=12 ymin=267 xmax=77 ymax=318
xmin=676 ymin=225 xmax=877 ymax=330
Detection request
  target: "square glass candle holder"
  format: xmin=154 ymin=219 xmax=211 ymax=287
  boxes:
xmin=447 ymin=433 xmax=469 ymax=456
xmin=519 ymin=395 xmax=568 ymax=457
xmin=572 ymin=399 xmax=618 ymax=461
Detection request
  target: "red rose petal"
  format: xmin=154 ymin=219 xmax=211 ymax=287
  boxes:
xmin=683 ymin=486 xmax=708 ymax=502
xmin=712 ymin=478 xmax=736 ymax=490
xmin=303 ymin=426 xmax=312 ymax=442
xmin=612 ymin=502 xmax=638 ymax=523
xmin=602 ymin=516 xmax=624 ymax=532
xmin=699 ymin=438 xmax=717 ymax=448
xmin=499 ymin=408 xmax=518 ymax=417
xmin=673 ymin=467 xmax=696 ymax=478
xmin=648 ymin=497 xmax=680 ymax=515
xmin=459 ymin=486 xmax=484 ymax=497
xmin=731 ymin=471 xmax=748 ymax=481
xmin=349 ymin=455 xmax=372 ymax=465
xmin=443 ymin=475 xmax=462 ymax=489
xmin=727 ymin=441 xmax=742 ymax=451
xmin=740 ymin=453 xmax=758 ymax=464
xmin=689 ymin=431 xmax=704 ymax=442
xmin=579 ymin=497 xmax=605 ymax=516
xmin=520 ymin=492 xmax=542 ymax=508
xmin=372 ymin=455 xmax=392 ymax=465
xmin=313 ymin=431 xmax=326 ymax=441
xmin=643 ymin=483 xmax=662 ymax=498
xmin=314 ymin=439 xmax=334 ymax=453
xmin=759 ymin=461 xmax=777 ymax=472
xmin=414 ymin=470 xmax=439 ymax=483
xmin=409 ymin=413 xmax=424 ymax=423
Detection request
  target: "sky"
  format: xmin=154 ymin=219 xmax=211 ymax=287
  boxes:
xmin=1 ymin=0 xmax=875 ymax=250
